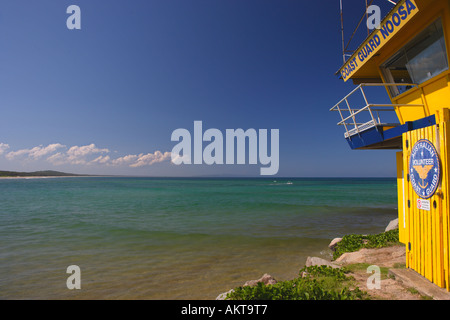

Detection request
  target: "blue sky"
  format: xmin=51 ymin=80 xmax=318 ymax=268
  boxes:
xmin=0 ymin=0 xmax=399 ymax=177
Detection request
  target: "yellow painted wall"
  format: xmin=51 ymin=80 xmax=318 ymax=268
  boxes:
xmin=377 ymin=0 xmax=450 ymax=125
xmin=422 ymin=73 xmax=450 ymax=115
xmin=397 ymin=151 xmax=407 ymax=245
xmin=395 ymin=71 xmax=450 ymax=124
xmin=395 ymin=88 xmax=427 ymax=123
xmin=400 ymin=111 xmax=450 ymax=290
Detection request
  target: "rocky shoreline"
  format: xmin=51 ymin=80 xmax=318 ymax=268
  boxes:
xmin=216 ymin=218 xmax=403 ymax=300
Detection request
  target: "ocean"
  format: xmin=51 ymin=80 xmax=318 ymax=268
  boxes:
xmin=0 ymin=177 xmax=398 ymax=299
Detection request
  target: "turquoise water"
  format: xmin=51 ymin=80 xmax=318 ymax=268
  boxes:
xmin=0 ymin=177 xmax=398 ymax=299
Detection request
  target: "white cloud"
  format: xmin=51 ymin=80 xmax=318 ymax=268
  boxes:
xmin=0 ymin=143 xmax=10 ymax=155
xmin=5 ymin=149 xmax=28 ymax=160
xmin=67 ymin=144 xmax=109 ymax=158
xmin=109 ymin=151 xmax=171 ymax=167
xmin=30 ymin=143 xmax=66 ymax=159
xmin=110 ymin=154 xmax=138 ymax=166
xmin=6 ymin=143 xmax=65 ymax=160
xmin=171 ymin=153 xmax=191 ymax=165
xmin=64 ymin=144 xmax=109 ymax=165
xmin=46 ymin=152 xmax=66 ymax=166
xmin=129 ymin=151 xmax=172 ymax=167
xmin=1 ymin=142 xmax=171 ymax=169
xmin=90 ymin=155 xmax=111 ymax=165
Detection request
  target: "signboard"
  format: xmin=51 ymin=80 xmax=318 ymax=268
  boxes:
xmin=416 ymin=198 xmax=430 ymax=211
xmin=409 ymin=139 xmax=440 ymax=199
xmin=340 ymin=0 xmax=419 ymax=82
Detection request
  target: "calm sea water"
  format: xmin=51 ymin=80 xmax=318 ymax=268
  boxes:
xmin=0 ymin=177 xmax=397 ymax=299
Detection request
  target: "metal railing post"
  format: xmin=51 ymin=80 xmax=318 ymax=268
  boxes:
xmin=331 ymin=83 xmax=424 ymax=139
xmin=360 ymin=86 xmax=378 ymax=125
xmin=345 ymin=98 xmax=360 ymax=135
xmin=360 ymin=86 xmax=369 ymax=106
xmin=336 ymin=104 xmax=350 ymax=139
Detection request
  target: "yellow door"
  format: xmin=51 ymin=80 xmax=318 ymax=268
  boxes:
xmin=402 ymin=122 xmax=448 ymax=289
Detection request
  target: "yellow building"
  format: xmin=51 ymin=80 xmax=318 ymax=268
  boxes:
xmin=331 ymin=0 xmax=450 ymax=290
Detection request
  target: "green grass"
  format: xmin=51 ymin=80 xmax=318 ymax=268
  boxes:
xmin=393 ymin=262 xmax=406 ymax=269
xmin=344 ymin=263 xmax=391 ymax=280
xmin=226 ymin=265 xmax=369 ymax=300
xmin=332 ymin=229 xmax=400 ymax=260
xmin=226 ymin=229 xmax=401 ymax=300
xmin=407 ymin=287 xmax=419 ymax=295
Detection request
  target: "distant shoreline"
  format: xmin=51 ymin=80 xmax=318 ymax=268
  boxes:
xmin=0 ymin=174 xmax=397 ymax=179
xmin=0 ymin=170 xmax=101 ymax=179
xmin=0 ymin=175 xmax=103 ymax=179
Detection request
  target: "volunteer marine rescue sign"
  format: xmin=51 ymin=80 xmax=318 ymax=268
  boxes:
xmin=410 ymin=139 xmax=440 ymax=200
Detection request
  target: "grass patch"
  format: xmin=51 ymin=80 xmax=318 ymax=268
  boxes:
xmin=344 ymin=263 xmax=390 ymax=280
xmin=226 ymin=265 xmax=369 ymax=300
xmin=406 ymin=287 xmax=433 ymax=300
xmin=407 ymin=287 xmax=419 ymax=295
xmin=333 ymin=229 xmax=400 ymax=260
xmin=226 ymin=229 xmax=403 ymax=300
xmin=393 ymin=263 xmax=406 ymax=269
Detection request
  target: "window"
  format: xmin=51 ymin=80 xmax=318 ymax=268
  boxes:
xmin=382 ymin=18 xmax=448 ymax=97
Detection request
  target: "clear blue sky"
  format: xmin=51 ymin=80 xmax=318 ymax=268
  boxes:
xmin=0 ymin=0 xmax=399 ymax=177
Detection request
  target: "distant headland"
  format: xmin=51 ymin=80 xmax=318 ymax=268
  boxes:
xmin=0 ymin=170 xmax=87 ymax=178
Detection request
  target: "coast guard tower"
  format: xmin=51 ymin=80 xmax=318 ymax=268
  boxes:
xmin=331 ymin=0 xmax=450 ymax=290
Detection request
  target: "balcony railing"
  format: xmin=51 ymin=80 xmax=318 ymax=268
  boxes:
xmin=330 ymin=83 xmax=424 ymax=139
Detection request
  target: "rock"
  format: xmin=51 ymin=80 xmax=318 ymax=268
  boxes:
xmin=305 ymin=256 xmax=341 ymax=269
xmin=328 ymin=237 xmax=343 ymax=251
xmin=216 ymin=289 xmax=234 ymax=300
xmin=216 ymin=273 xmax=276 ymax=300
xmin=243 ymin=273 xmax=277 ymax=287
xmin=334 ymin=245 xmax=405 ymax=267
xmin=385 ymin=218 xmax=399 ymax=232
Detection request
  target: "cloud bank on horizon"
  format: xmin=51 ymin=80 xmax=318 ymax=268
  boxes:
xmin=0 ymin=142 xmax=171 ymax=169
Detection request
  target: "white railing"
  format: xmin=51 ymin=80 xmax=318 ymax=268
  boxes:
xmin=330 ymin=83 xmax=424 ymax=139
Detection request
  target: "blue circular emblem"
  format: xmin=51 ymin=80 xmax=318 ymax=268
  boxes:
xmin=409 ymin=139 xmax=440 ymax=199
